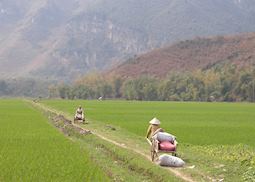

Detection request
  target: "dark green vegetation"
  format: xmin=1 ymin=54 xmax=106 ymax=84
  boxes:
xmin=51 ymin=66 xmax=255 ymax=102
xmin=42 ymin=100 xmax=255 ymax=181
xmin=0 ymin=79 xmax=52 ymax=97
xmin=0 ymin=100 xmax=108 ymax=181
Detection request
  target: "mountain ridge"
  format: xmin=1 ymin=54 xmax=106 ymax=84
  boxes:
xmin=108 ymin=32 xmax=255 ymax=78
xmin=1 ymin=0 xmax=255 ymax=80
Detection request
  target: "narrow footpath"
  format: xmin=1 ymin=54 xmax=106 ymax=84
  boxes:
xmin=29 ymin=100 xmax=200 ymax=182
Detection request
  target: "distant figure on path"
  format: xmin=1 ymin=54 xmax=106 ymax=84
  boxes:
xmin=74 ymin=105 xmax=85 ymax=122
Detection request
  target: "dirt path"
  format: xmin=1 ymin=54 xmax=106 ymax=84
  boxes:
xmin=90 ymin=130 xmax=195 ymax=182
xmin=30 ymin=100 xmax=196 ymax=182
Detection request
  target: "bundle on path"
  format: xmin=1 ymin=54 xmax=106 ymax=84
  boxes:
xmin=158 ymin=154 xmax=185 ymax=167
xmin=153 ymin=132 xmax=177 ymax=151
xmin=155 ymin=132 xmax=177 ymax=151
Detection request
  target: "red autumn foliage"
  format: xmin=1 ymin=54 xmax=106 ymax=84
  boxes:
xmin=108 ymin=33 xmax=255 ymax=79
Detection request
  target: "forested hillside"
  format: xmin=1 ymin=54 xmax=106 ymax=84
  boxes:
xmin=49 ymin=65 xmax=255 ymax=102
xmin=109 ymin=33 xmax=255 ymax=78
xmin=48 ymin=33 xmax=255 ymax=102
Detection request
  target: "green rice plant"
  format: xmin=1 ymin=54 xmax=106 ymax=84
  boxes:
xmin=33 ymin=100 xmax=183 ymax=182
xmin=42 ymin=99 xmax=255 ymax=181
xmin=0 ymin=99 xmax=109 ymax=181
xmin=49 ymin=116 xmax=182 ymax=182
xmin=43 ymin=100 xmax=255 ymax=146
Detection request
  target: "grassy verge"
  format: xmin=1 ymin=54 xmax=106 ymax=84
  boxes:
xmin=41 ymin=99 xmax=255 ymax=181
xmin=35 ymin=102 xmax=182 ymax=182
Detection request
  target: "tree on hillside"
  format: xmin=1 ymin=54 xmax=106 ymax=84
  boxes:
xmin=235 ymin=72 xmax=254 ymax=101
xmin=58 ymin=85 xmax=72 ymax=99
xmin=72 ymin=85 xmax=95 ymax=99
xmin=113 ymin=78 xmax=123 ymax=98
xmin=48 ymin=85 xmax=59 ymax=98
xmin=52 ymin=64 xmax=255 ymax=102
xmin=101 ymin=83 xmax=113 ymax=98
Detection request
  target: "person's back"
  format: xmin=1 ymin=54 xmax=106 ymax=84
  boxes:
xmin=146 ymin=118 xmax=163 ymax=140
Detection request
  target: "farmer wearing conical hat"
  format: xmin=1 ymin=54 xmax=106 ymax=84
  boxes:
xmin=146 ymin=117 xmax=164 ymax=140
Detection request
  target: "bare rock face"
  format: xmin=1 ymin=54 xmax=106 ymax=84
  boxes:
xmin=1 ymin=0 xmax=255 ymax=80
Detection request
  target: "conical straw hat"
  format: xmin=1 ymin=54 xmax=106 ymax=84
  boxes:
xmin=149 ymin=117 xmax=160 ymax=125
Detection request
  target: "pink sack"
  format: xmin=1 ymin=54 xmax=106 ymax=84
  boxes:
xmin=159 ymin=141 xmax=176 ymax=151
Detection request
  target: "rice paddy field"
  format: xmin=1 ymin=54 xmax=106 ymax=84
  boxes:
xmin=1 ymin=99 xmax=255 ymax=181
xmin=0 ymin=99 xmax=182 ymax=182
xmin=0 ymin=99 xmax=109 ymax=181
xmin=42 ymin=100 xmax=255 ymax=146
xmin=41 ymin=99 xmax=255 ymax=181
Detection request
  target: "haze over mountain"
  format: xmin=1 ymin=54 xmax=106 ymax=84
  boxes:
xmin=1 ymin=0 xmax=255 ymax=80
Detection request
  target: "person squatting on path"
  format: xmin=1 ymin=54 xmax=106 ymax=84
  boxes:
xmin=74 ymin=106 xmax=85 ymax=121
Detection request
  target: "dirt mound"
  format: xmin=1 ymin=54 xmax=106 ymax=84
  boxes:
xmin=51 ymin=114 xmax=91 ymax=136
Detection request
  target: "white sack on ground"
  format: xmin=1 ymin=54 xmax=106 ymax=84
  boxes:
xmin=158 ymin=154 xmax=185 ymax=167
xmin=156 ymin=132 xmax=175 ymax=142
